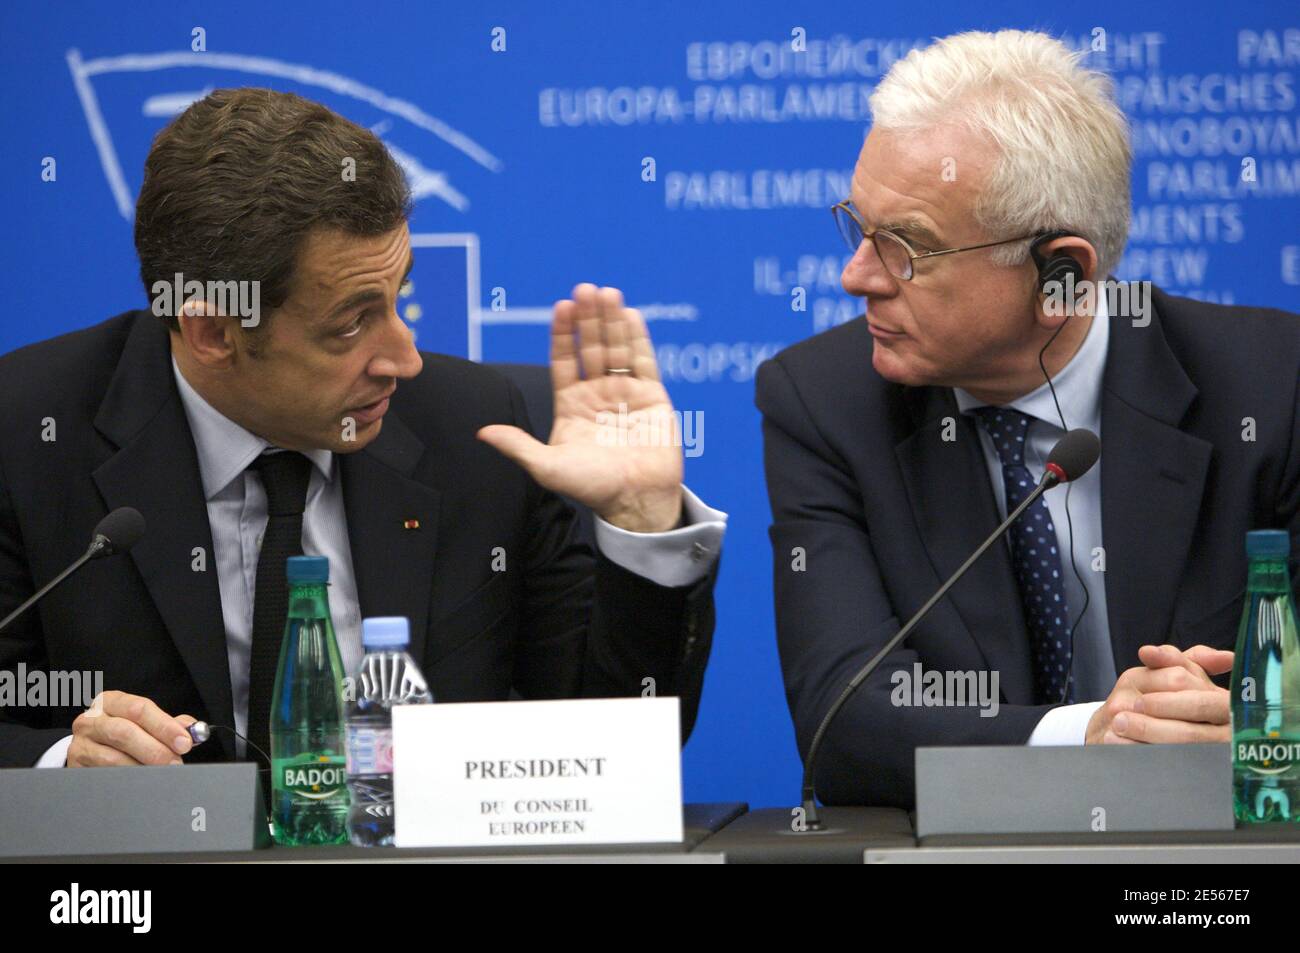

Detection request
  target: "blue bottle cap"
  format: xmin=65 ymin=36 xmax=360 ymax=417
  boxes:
xmin=362 ymin=616 xmax=410 ymax=649
xmin=286 ymin=555 xmax=329 ymax=583
xmin=1246 ymin=530 xmax=1290 ymax=559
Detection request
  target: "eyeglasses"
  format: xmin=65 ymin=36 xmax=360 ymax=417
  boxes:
xmin=830 ymin=200 xmax=1048 ymax=281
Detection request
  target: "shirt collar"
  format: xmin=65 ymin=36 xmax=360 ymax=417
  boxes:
xmin=953 ymin=292 xmax=1109 ymax=434
xmin=171 ymin=357 xmax=334 ymax=500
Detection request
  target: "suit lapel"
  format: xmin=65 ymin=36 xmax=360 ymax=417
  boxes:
xmin=87 ymin=315 xmax=444 ymax=753
xmin=1100 ymin=305 xmax=1211 ymax=673
xmin=339 ymin=413 xmax=440 ymax=666
xmin=894 ymin=386 xmax=1036 ymax=703
xmin=90 ymin=315 xmax=236 ymax=758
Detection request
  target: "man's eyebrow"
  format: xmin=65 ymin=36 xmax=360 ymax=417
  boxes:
xmin=848 ymin=196 xmax=944 ymax=250
xmin=880 ymin=217 xmax=943 ymax=249
xmin=323 ymin=253 xmax=415 ymax=323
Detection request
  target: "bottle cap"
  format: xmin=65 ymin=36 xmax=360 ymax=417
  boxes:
xmin=1246 ymin=529 xmax=1290 ymax=559
xmin=362 ymin=616 xmax=410 ymax=649
xmin=286 ymin=555 xmax=329 ymax=583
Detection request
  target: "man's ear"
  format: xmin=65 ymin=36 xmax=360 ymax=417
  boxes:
xmin=1032 ymin=236 xmax=1100 ymax=331
xmin=176 ymin=300 xmax=240 ymax=369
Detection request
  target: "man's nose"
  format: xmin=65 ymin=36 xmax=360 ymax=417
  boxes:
xmin=370 ymin=309 xmax=424 ymax=380
xmin=841 ymin=237 xmax=898 ymax=299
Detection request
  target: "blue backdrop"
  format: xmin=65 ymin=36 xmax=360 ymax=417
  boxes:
xmin=2 ymin=0 xmax=1297 ymax=807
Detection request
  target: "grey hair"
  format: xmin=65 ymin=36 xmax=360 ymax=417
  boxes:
xmin=868 ymin=29 xmax=1131 ymax=277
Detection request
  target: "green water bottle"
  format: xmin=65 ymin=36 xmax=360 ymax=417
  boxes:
xmin=270 ymin=555 xmax=350 ymax=845
xmin=1230 ymin=530 xmax=1300 ymax=823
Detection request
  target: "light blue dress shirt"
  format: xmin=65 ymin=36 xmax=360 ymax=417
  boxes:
xmin=953 ymin=297 xmax=1114 ymax=744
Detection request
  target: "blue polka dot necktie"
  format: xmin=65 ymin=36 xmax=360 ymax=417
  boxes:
xmin=973 ymin=407 xmax=1073 ymax=705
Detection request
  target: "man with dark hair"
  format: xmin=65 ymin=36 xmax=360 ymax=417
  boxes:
xmin=0 ymin=88 xmax=725 ymax=770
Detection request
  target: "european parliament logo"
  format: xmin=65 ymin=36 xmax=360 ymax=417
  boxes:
xmin=67 ymin=46 xmax=700 ymax=364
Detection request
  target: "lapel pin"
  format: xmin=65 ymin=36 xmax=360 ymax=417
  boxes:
xmin=403 ymin=519 xmax=421 ymax=530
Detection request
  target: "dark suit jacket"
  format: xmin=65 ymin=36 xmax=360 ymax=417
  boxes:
xmin=756 ymin=286 xmax=1300 ymax=808
xmin=0 ymin=310 xmax=716 ymax=766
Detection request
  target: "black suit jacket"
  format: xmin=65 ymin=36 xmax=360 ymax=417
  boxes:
xmin=757 ymin=287 xmax=1300 ymax=808
xmin=0 ymin=311 xmax=716 ymax=766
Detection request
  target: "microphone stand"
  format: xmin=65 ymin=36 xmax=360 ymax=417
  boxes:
xmin=0 ymin=534 xmax=112 ymax=634
xmin=799 ymin=469 xmax=1062 ymax=830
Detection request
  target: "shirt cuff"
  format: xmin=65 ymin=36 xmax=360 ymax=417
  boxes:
xmin=1027 ymin=702 xmax=1104 ymax=746
xmin=35 ymin=734 xmax=73 ymax=768
xmin=593 ymin=485 xmax=727 ymax=588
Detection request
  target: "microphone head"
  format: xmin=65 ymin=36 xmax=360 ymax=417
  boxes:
xmin=1045 ymin=429 xmax=1100 ymax=484
xmin=90 ymin=507 xmax=146 ymax=556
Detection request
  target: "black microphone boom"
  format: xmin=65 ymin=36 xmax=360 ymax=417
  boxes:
xmin=798 ymin=430 xmax=1099 ymax=829
xmin=1044 ymin=428 xmax=1101 ymax=484
xmin=89 ymin=506 xmax=146 ymax=557
xmin=0 ymin=507 xmax=145 ymax=634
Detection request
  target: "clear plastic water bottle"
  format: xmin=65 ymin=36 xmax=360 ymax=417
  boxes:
xmin=1230 ymin=529 xmax=1300 ymax=823
xmin=345 ymin=617 xmax=433 ymax=846
xmin=270 ymin=556 xmax=350 ymax=846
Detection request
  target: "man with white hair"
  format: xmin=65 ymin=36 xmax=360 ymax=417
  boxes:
xmin=758 ymin=30 xmax=1300 ymax=807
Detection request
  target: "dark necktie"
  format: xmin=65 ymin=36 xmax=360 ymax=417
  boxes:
xmin=973 ymin=407 xmax=1073 ymax=705
xmin=247 ymin=451 xmax=313 ymax=765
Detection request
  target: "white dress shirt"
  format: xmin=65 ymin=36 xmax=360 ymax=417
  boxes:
xmin=37 ymin=360 xmax=726 ymax=766
xmin=953 ymin=298 xmax=1114 ymax=745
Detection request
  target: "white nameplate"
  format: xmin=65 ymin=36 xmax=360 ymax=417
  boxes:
xmin=392 ymin=697 xmax=683 ymax=848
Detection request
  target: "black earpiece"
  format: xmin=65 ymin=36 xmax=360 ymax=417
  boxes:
xmin=1030 ymin=230 xmax=1085 ymax=295
xmin=1038 ymin=253 xmax=1084 ymax=293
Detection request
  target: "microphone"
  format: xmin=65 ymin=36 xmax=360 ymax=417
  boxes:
xmin=0 ymin=507 xmax=146 ymax=634
xmin=1043 ymin=428 xmax=1100 ymax=486
xmin=798 ymin=430 xmax=1099 ymax=829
